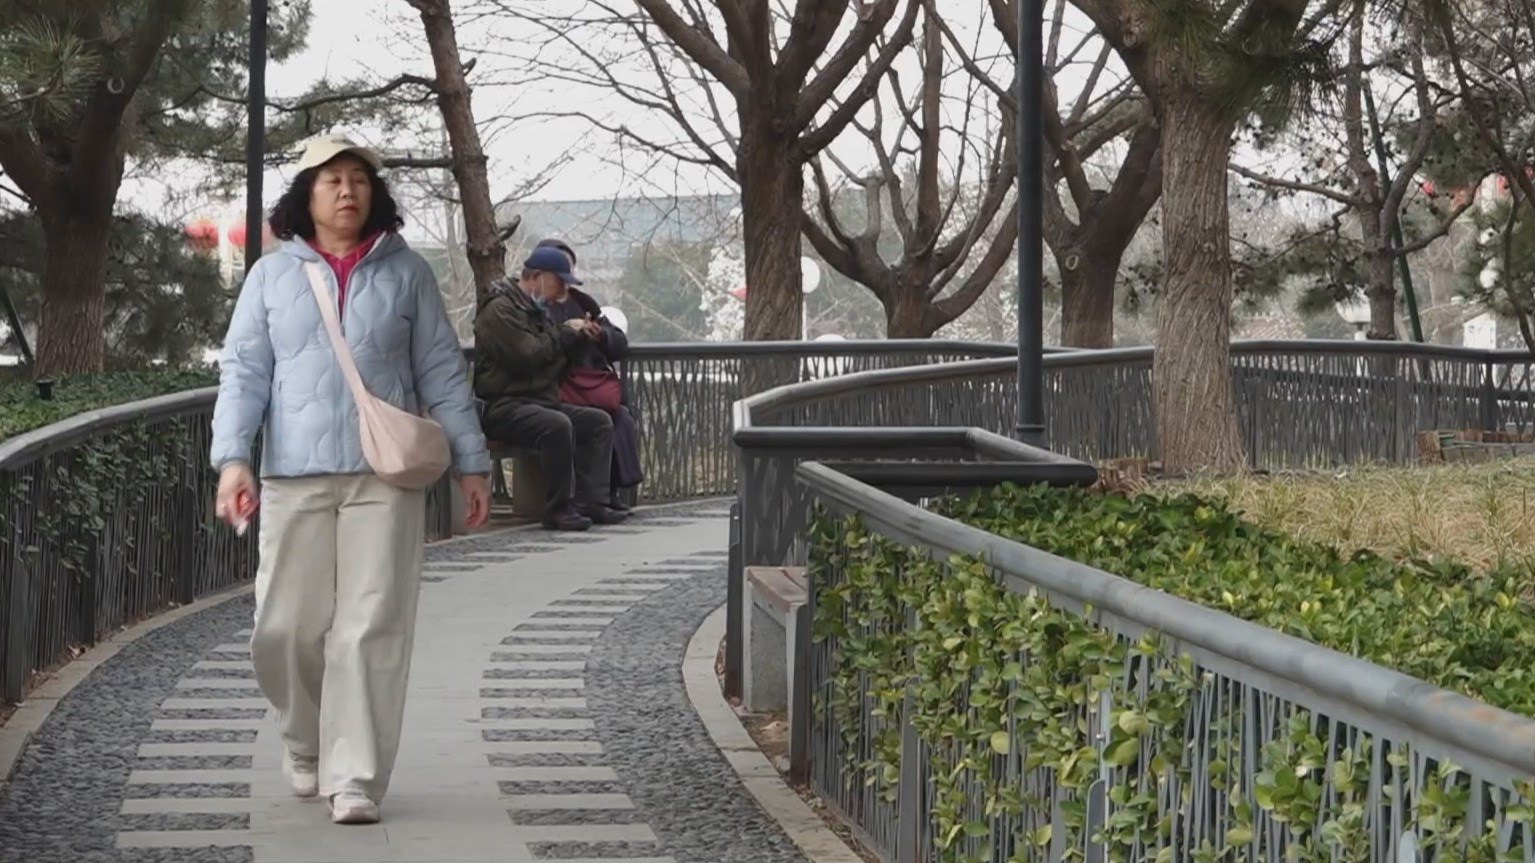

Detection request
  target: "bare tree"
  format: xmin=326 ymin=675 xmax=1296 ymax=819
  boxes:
xmin=476 ymin=0 xmax=920 ymax=341
xmin=803 ymin=3 xmax=1018 ymax=337
xmin=405 ymin=0 xmax=520 ymax=302
xmin=965 ymin=0 xmax=1162 ymax=348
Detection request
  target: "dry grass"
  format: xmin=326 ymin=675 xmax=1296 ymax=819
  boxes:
xmin=1164 ymin=458 xmax=1535 ymax=573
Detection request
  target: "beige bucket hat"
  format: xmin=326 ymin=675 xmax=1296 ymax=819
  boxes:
xmin=296 ymin=133 xmax=384 ymax=172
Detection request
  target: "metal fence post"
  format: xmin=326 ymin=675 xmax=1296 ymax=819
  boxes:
xmin=894 ymin=685 xmax=922 ymax=863
xmin=724 ymin=499 xmax=743 ymax=700
xmin=1481 ymin=360 xmax=1499 ymax=432
xmin=787 ymin=598 xmax=812 ymax=786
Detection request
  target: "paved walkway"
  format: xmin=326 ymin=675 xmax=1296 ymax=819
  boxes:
xmin=0 ymin=502 xmax=811 ymax=863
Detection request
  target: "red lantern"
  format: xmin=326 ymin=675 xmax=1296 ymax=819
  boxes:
xmin=184 ymin=219 xmax=219 ymax=252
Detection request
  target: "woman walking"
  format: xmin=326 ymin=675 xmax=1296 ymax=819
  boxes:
xmin=210 ymin=133 xmax=492 ymax=825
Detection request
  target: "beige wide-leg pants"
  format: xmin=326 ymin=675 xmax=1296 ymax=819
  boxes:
xmin=249 ymin=474 xmax=426 ymax=802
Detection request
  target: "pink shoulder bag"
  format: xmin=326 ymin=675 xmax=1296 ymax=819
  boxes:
xmin=303 ymin=262 xmax=452 ymax=490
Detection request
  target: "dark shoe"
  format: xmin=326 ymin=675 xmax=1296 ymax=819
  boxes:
xmin=542 ymin=510 xmax=592 ymax=531
xmin=580 ymin=504 xmax=629 ymax=525
xmin=606 ymin=496 xmax=632 ymax=513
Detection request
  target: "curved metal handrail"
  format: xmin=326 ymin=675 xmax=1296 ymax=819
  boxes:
xmin=0 ymin=387 xmax=219 ymax=470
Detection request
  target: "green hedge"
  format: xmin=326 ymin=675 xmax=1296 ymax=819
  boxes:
xmin=811 ymin=484 xmax=1535 ymax=862
xmin=0 ymin=368 xmax=217 ymax=441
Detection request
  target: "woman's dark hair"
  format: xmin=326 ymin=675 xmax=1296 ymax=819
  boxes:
xmin=267 ymin=160 xmax=405 ymax=241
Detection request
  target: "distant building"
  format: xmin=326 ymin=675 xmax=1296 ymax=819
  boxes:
xmin=497 ymin=195 xmax=739 ymax=301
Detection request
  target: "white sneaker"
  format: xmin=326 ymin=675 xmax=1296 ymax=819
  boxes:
xmin=329 ymin=789 xmax=380 ymax=825
xmin=282 ymin=751 xmax=319 ymax=798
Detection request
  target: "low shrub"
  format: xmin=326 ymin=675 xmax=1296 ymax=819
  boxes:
xmin=0 ymin=368 xmax=217 ymax=441
xmin=940 ymin=484 xmax=1535 ymax=715
xmin=811 ymin=484 xmax=1535 ymax=862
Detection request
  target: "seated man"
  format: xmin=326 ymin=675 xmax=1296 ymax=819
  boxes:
xmin=535 ymin=237 xmax=643 ymax=511
xmin=474 ymin=247 xmax=628 ymax=531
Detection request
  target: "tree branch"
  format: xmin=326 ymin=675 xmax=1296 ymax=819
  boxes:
xmin=797 ymin=0 xmax=921 ymax=151
xmin=632 ymin=0 xmax=752 ymax=95
xmin=1230 ymin=163 xmax=1361 ymax=206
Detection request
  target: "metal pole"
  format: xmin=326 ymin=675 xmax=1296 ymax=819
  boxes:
xmin=1015 ymin=0 xmax=1046 ymax=445
xmin=244 ymin=0 xmax=268 ymax=275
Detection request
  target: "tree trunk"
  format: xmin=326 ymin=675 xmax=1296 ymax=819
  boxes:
xmin=1369 ymin=247 xmax=1406 ymax=337
xmin=886 ymin=282 xmax=939 ymax=337
xmin=410 ymin=0 xmax=504 ymax=303
xmin=739 ymin=130 xmax=804 ymax=342
xmin=1059 ymin=255 xmax=1117 ymax=348
xmin=35 ymin=209 xmax=111 ymax=375
xmin=1152 ymin=102 xmax=1246 ymax=473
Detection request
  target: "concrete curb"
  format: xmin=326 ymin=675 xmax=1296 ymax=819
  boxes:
xmin=682 ymin=604 xmax=865 ymax=863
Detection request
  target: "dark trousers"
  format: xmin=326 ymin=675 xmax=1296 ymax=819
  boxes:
xmin=484 ymin=400 xmax=614 ymax=511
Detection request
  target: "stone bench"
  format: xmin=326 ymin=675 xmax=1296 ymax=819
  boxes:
xmin=742 ymin=566 xmax=809 ymax=718
xmin=489 ymin=441 xmax=546 ymax=520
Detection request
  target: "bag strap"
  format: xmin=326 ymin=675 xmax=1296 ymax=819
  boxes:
xmin=302 ymin=262 xmax=372 ymax=407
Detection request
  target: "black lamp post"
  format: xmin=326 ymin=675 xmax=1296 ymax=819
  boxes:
xmin=245 ymin=0 xmax=268 ymax=275
xmin=1015 ymin=0 xmax=1047 ymax=447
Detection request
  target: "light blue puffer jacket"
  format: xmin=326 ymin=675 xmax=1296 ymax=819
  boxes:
xmin=210 ymin=235 xmax=492 ymax=479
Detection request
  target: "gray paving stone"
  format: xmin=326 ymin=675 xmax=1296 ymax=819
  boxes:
xmin=509 ymin=808 xmax=644 ymax=825
xmin=201 ymin=652 xmax=253 ymax=663
xmin=123 ymin=783 xmax=250 ymax=799
xmin=424 ymin=564 xmax=481 ymax=573
xmin=514 ymin=622 xmax=611 ymax=631
xmin=488 ymin=752 xmax=608 ymax=768
xmin=0 ymin=595 xmax=253 ymax=863
xmin=421 ymin=575 xmax=449 ymax=583
xmin=118 ymin=813 xmax=251 ymax=832
xmin=500 ymin=634 xmax=599 ymax=645
xmin=650 ymin=559 xmax=727 ymax=567
xmin=180 ymin=667 xmax=255 ymax=680
xmin=480 ymin=687 xmax=586 ymax=699
xmin=573 ymin=588 xmax=654 ymax=596
xmin=492 ymin=650 xmax=591 ymax=661
xmin=690 ymin=551 xmax=728 ymax=558
xmin=119 ymin=841 xmax=253 ymax=853
xmin=529 ymin=535 xmax=607 ymax=545
xmin=483 ymin=729 xmax=599 ymax=743
xmin=500 ymin=780 xmax=626 ymax=796
xmin=531 ymin=611 xmax=624 ymax=620
xmin=141 ymin=729 xmax=259 ymax=745
xmin=481 ymin=706 xmax=590 ymax=720
xmin=167 ymin=689 xmax=263 ymax=700
xmin=550 ymin=599 xmax=639 ymax=607
xmin=135 ymin=756 xmax=253 ymax=771
xmin=483 ymin=668 xmax=586 ymax=680
xmin=529 ymin=840 xmax=662 ymax=859
xmin=155 ymin=708 xmax=266 ymax=721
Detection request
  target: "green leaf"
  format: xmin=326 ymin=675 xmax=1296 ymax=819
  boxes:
xmin=989 ymin=731 xmax=1011 ymax=755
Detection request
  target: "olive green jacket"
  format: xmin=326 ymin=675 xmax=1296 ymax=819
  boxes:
xmin=472 ymin=279 xmax=585 ymax=405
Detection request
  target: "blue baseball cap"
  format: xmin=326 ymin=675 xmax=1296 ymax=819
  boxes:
xmin=523 ymin=246 xmax=582 ymax=285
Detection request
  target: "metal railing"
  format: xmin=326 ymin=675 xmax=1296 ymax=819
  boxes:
xmin=0 ymin=339 xmax=1020 ymax=705
xmin=727 ymin=350 xmax=1535 ymax=862
xmin=797 ymin=460 xmax=1535 ymax=862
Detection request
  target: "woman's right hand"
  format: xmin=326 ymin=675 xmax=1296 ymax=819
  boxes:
xmin=215 ymin=463 xmax=258 ymax=530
